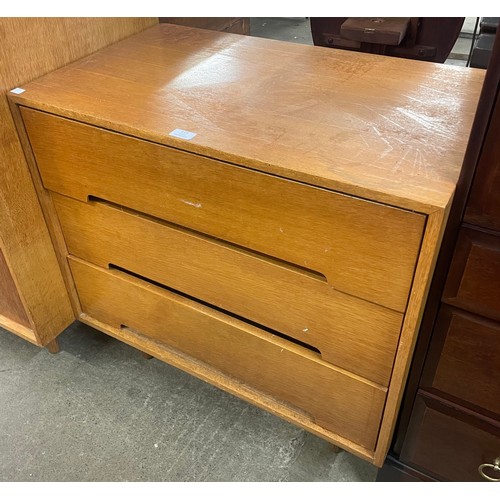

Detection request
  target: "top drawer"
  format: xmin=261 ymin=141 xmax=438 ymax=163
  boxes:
xmin=22 ymin=107 xmax=425 ymax=312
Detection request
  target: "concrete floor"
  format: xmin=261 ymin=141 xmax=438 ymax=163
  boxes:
xmin=0 ymin=325 xmax=376 ymax=481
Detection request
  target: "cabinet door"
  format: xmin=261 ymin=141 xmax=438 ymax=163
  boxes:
xmin=465 ymin=95 xmax=500 ymax=232
xmin=420 ymin=305 xmax=500 ymax=417
xmin=443 ymin=227 xmax=500 ymax=322
xmin=400 ymin=395 xmax=500 ymax=481
xmin=0 ymin=247 xmax=30 ymax=328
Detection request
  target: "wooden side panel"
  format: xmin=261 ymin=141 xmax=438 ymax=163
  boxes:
xmin=421 ymin=305 xmax=500 ymax=417
xmin=23 ymin=108 xmax=426 ymax=313
xmin=373 ymin=208 xmax=449 ymax=466
xmin=0 ymin=18 xmax=157 ymax=343
xmin=54 ymin=194 xmax=403 ymax=386
xmin=69 ymin=256 xmax=387 ymax=451
xmin=400 ymin=395 xmax=500 ymax=481
xmin=0 ymin=246 xmax=30 ymax=328
xmin=443 ymin=227 xmax=500 ymax=322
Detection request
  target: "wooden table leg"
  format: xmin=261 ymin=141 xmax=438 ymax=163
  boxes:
xmin=142 ymin=352 xmax=154 ymax=359
xmin=46 ymin=339 xmax=60 ymax=354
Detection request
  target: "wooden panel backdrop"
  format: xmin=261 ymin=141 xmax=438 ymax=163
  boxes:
xmin=0 ymin=18 xmax=157 ymax=346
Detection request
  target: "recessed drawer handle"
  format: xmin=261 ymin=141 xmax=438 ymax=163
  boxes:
xmin=478 ymin=457 xmax=500 ymax=481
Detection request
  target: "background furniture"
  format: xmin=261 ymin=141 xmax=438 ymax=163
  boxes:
xmin=0 ymin=18 xmax=157 ymax=350
xmin=310 ymin=17 xmax=464 ymax=63
xmin=9 ymin=24 xmax=483 ymax=466
xmin=377 ymin=30 xmax=500 ymax=482
xmin=470 ymin=17 xmax=499 ymax=68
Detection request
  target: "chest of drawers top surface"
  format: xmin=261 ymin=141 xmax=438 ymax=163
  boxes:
xmin=11 ymin=24 xmax=484 ymax=213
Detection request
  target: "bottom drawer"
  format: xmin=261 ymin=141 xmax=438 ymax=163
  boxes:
xmin=69 ymin=256 xmax=387 ymax=451
xmin=400 ymin=394 xmax=500 ymax=481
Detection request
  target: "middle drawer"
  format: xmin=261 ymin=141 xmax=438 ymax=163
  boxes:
xmin=54 ymin=193 xmax=403 ymax=386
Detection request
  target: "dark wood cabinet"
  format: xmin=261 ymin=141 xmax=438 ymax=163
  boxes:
xmin=378 ymin=31 xmax=500 ymax=482
xmin=400 ymin=396 xmax=500 ymax=482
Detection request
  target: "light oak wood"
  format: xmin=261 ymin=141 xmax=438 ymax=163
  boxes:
xmin=0 ymin=18 xmax=157 ymax=345
xmin=53 ymin=193 xmax=403 ymax=386
xmin=22 ymin=108 xmax=424 ymax=313
xmin=11 ymin=24 xmax=483 ymax=213
xmin=11 ymin=24 xmax=484 ymax=466
xmin=69 ymin=256 xmax=387 ymax=451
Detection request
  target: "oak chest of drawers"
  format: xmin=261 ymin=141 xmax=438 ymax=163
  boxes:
xmin=8 ymin=24 xmax=484 ymax=466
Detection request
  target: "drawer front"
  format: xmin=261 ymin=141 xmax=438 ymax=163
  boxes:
xmin=421 ymin=305 xmax=500 ymax=417
xmin=401 ymin=395 xmax=500 ymax=481
xmin=443 ymin=227 xmax=500 ymax=322
xmin=55 ymin=194 xmax=403 ymax=386
xmin=69 ymin=256 xmax=387 ymax=451
xmin=23 ymin=107 xmax=425 ymax=313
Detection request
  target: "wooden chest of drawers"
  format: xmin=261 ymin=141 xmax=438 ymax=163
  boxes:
xmin=8 ymin=24 xmax=483 ymax=465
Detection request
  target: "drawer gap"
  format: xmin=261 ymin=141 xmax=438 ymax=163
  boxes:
xmin=108 ymin=263 xmax=322 ymax=356
xmin=87 ymin=195 xmax=328 ymax=284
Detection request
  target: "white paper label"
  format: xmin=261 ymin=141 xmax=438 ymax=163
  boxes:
xmin=169 ymin=128 xmax=197 ymax=140
xmin=10 ymin=88 xmax=25 ymax=94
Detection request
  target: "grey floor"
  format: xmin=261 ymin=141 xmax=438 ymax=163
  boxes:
xmin=0 ymin=325 xmax=376 ymax=482
xmin=2 ymin=17 xmax=481 ymax=483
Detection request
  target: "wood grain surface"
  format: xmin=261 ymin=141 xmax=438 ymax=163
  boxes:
xmin=11 ymin=23 xmax=485 ymax=464
xmin=69 ymin=256 xmax=387 ymax=451
xmin=54 ymin=193 xmax=403 ymax=386
xmin=23 ymin=108 xmax=425 ymax=313
xmin=80 ymin=312 xmax=375 ymax=464
xmin=0 ymin=18 xmax=157 ymax=344
xmin=10 ymin=24 xmax=484 ymax=213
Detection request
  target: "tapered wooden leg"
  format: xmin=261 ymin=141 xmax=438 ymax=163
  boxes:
xmin=46 ymin=339 xmax=60 ymax=354
xmin=330 ymin=444 xmax=342 ymax=454
xmin=142 ymin=352 xmax=153 ymax=359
